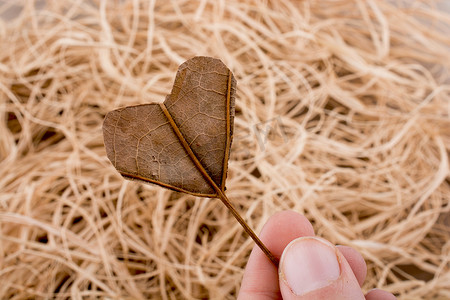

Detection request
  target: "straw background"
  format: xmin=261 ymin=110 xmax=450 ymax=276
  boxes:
xmin=0 ymin=0 xmax=449 ymax=299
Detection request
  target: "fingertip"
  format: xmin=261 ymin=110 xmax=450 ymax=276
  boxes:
xmin=259 ymin=210 xmax=315 ymax=254
xmin=279 ymin=237 xmax=364 ymax=300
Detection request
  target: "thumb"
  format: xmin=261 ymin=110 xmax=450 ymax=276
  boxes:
xmin=279 ymin=237 xmax=365 ymax=300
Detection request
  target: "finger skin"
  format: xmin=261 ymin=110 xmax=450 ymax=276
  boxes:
xmin=337 ymin=245 xmax=367 ymax=287
xmin=365 ymin=289 xmax=397 ymax=300
xmin=238 ymin=211 xmax=315 ymax=300
xmin=279 ymin=237 xmax=365 ymax=300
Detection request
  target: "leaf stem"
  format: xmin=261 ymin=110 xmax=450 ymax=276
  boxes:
xmin=216 ymin=189 xmax=279 ymax=267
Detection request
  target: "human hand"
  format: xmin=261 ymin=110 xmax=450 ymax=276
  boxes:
xmin=238 ymin=211 xmax=396 ymax=300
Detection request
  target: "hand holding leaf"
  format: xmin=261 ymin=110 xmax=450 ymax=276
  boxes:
xmin=103 ymin=56 xmax=278 ymax=266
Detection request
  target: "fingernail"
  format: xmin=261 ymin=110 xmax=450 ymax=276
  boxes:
xmin=280 ymin=237 xmax=341 ymax=295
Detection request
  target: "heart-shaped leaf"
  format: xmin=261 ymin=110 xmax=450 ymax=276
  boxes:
xmin=103 ymin=56 xmax=235 ymax=197
xmin=103 ymin=56 xmax=278 ymax=266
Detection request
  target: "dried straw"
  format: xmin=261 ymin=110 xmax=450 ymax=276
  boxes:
xmin=0 ymin=0 xmax=449 ymax=299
